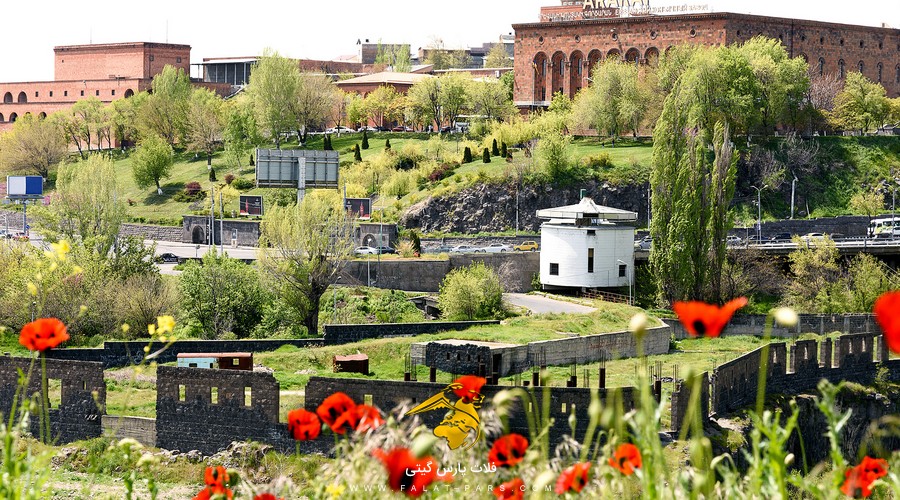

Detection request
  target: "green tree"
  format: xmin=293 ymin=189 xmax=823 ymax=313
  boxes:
xmin=258 ymin=195 xmax=355 ymax=335
xmin=374 ymin=42 xmax=412 ymax=72
xmin=0 ymin=113 xmax=67 ymax=178
xmin=491 ymin=138 xmax=500 ymax=156
xmin=849 ymin=190 xmax=885 ymax=226
xmin=469 ymin=77 xmax=515 ymax=123
xmin=833 ymin=72 xmax=891 ymax=133
xmin=131 ymin=135 xmax=174 ymax=195
xmin=463 ymin=146 xmax=473 ymax=163
xmin=482 ymin=148 xmax=491 ymax=163
xmin=438 ymin=262 xmax=504 ymax=320
xmin=139 ymin=65 xmax=191 ymax=145
xmin=354 ymin=143 xmax=362 ymax=161
xmin=485 ymin=43 xmax=511 ymax=68
xmin=784 ymin=236 xmax=847 ymax=313
xmin=222 ymin=95 xmax=262 ymax=171
xmin=70 ymin=97 xmax=106 ymax=154
xmin=179 ymin=251 xmax=271 ymax=338
xmin=406 ymin=76 xmax=442 ymax=130
xmin=738 ymin=37 xmax=809 ymax=134
xmin=293 ymin=72 xmax=337 ymax=142
xmin=247 ymin=49 xmax=300 ymax=148
xmin=362 ymin=85 xmax=404 ymax=128
xmin=111 ymin=92 xmax=144 ymax=148
xmin=186 ymin=87 xmax=226 ymax=166
xmin=439 ymin=73 xmax=471 ymax=128
xmin=537 ymin=131 xmax=573 ymax=181
xmin=44 ymin=155 xmax=127 ymax=259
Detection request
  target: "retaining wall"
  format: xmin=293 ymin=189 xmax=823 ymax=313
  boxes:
xmin=670 ymin=314 xmax=877 ymax=339
xmin=323 ymin=321 xmax=500 ymax=345
xmin=102 ymin=415 xmax=157 ymax=447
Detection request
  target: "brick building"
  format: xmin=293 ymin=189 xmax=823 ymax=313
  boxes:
xmin=0 ymin=42 xmax=231 ymax=131
xmin=513 ymin=3 xmax=900 ymax=109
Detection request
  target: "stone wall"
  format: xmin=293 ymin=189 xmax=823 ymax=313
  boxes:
xmin=670 ymin=372 xmax=710 ymax=433
xmin=102 ymin=415 xmax=157 ymax=447
xmin=0 ymin=355 xmax=105 ymax=444
xmin=734 ymin=215 xmax=872 ymax=239
xmin=182 ymin=215 xmax=261 ymax=246
xmin=45 ymin=339 xmax=323 ymax=368
xmin=155 ymin=366 xmax=329 ymax=455
xmin=323 ymin=321 xmax=500 ymax=345
xmin=670 ymin=314 xmax=876 ymax=339
xmin=670 ymin=332 xmax=895 ymax=432
xmin=119 ymin=223 xmax=184 ymax=242
xmin=304 ymin=376 xmax=636 ymax=446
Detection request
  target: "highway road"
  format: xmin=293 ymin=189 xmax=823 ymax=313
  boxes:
xmin=504 ymin=293 xmax=597 ymax=314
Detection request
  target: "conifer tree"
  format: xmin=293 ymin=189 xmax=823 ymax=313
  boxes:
xmin=385 ymin=138 xmax=391 ymax=150
xmin=491 ymin=138 xmax=500 ymax=156
xmin=353 ymin=144 xmax=362 ymax=162
xmin=482 ymin=148 xmax=491 ymax=163
xmin=362 ymin=130 xmax=369 ymax=149
xmin=463 ymin=147 xmax=472 ymax=163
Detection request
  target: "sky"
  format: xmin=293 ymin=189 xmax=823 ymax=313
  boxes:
xmin=1 ymin=0 xmax=897 ymax=82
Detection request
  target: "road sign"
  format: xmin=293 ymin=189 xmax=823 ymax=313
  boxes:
xmin=255 ymin=149 xmax=339 ymax=188
xmin=6 ymin=176 xmax=43 ymax=200
xmin=344 ymin=198 xmax=371 ymax=219
xmin=239 ymin=195 xmax=264 ymax=216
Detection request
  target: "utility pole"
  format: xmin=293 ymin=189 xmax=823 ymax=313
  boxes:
xmin=751 ymin=185 xmax=765 ymax=242
xmin=892 ymin=167 xmax=897 ymax=241
xmin=790 ymin=174 xmax=798 ymax=219
xmin=219 ymin=191 xmax=225 ymax=255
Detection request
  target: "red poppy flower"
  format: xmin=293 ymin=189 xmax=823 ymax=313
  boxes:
xmin=493 ymin=478 xmax=524 ymax=499
xmin=555 ymin=461 xmax=591 ymax=494
xmin=19 ymin=318 xmax=69 ymax=352
xmin=874 ymin=291 xmax=900 ymax=353
xmin=452 ymin=375 xmax=486 ymax=403
xmin=204 ymin=466 xmax=229 ymax=489
xmin=608 ymin=443 xmax=642 ymax=475
xmin=316 ymin=392 xmax=357 ymax=434
xmin=354 ymin=404 xmax=385 ymax=432
xmin=673 ymin=297 xmax=748 ymax=338
xmin=373 ymin=447 xmax=451 ymax=497
xmin=488 ymin=434 xmax=529 ymax=468
xmin=253 ymin=494 xmax=282 ymax=500
xmin=287 ymin=408 xmax=321 ymax=441
xmin=841 ymin=456 xmax=888 ymax=498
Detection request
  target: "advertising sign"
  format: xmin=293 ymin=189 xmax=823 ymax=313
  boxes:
xmin=239 ymin=195 xmax=264 ymax=216
xmin=6 ymin=176 xmax=44 ymax=200
xmin=255 ymin=149 xmax=340 ymax=188
xmin=344 ymin=198 xmax=371 ymax=219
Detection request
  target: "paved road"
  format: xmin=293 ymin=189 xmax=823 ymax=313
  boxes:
xmin=148 ymin=240 xmax=259 ymax=261
xmin=504 ymin=293 xmax=596 ymax=314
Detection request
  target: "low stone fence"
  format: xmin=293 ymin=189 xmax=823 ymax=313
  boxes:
xmin=102 ymin=415 xmax=157 ymax=447
xmin=323 ymin=321 xmax=500 ymax=345
xmin=670 ymin=314 xmax=877 ymax=339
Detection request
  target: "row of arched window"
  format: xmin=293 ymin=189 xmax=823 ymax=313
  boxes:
xmin=0 ymin=111 xmax=46 ymax=123
xmin=2 ymin=88 xmax=135 ymax=104
xmin=813 ymin=58 xmax=900 ymax=84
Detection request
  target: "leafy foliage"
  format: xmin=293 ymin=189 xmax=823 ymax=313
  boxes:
xmin=438 ymin=262 xmax=505 ymax=320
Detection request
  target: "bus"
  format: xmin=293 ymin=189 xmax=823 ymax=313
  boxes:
xmin=868 ymin=217 xmax=899 ymax=238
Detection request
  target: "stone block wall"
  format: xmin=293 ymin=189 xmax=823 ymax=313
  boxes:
xmin=0 ymin=355 xmax=105 ymax=444
xmin=102 ymin=415 xmax=157 ymax=447
xmin=671 ymin=314 xmax=876 ymax=339
xmin=670 ymin=372 xmax=709 ymax=433
xmin=304 ymin=377 xmax=635 ymax=446
xmin=119 ymin=223 xmax=184 ymax=242
xmin=45 ymin=339 xmax=323 ymax=368
xmin=322 ymin=321 xmax=500 ymax=345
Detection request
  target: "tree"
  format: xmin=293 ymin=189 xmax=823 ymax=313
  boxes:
xmin=69 ymin=97 xmax=106 ymax=154
xmin=424 ymin=38 xmax=471 ymax=70
xmin=45 ymin=155 xmax=127 ymax=258
xmin=469 ymin=78 xmax=515 ymax=123
xmin=222 ymin=95 xmax=261 ymax=171
xmin=258 ymin=195 xmax=354 ymax=335
xmin=650 ymin=45 xmax=740 ymax=304
xmin=482 ymin=148 xmax=491 ymax=163
xmin=354 ymin=143 xmax=362 ymax=162
xmin=246 ymin=49 xmax=300 ymax=148
xmin=738 ymin=37 xmax=809 ymax=134
xmin=0 ymin=113 xmax=67 ymax=178
xmin=833 ymin=72 xmax=890 ymax=133
xmin=406 ymin=76 xmax=442 ymax=130
xmin=485 ymin=43 xmax=511 ymax=68
xmin=849 ymin=190 xmax=885 ymax=229
xmin=362 ymin=130 xmax=370 ymax=150
xmin=439 ymin=73 xmax=471 ymax=128
xmin=572 ymin=59 xmax=633 ymax=140
xmin=186 ymin=88 xmax=226 ymax=166
xmin=131 ymin=135 xmax=174 ymax=195
xmin=463 ymin=146 xmax=472 ymax=163
xmin=111 ymin=92 xmax=144 ymax=148
xmin=179 ymin=251 xmax=271 ymax=338
xmin=293 ymin=72 xmax=337 ymax=142
xmin=438 ymin=262 xmax=504 ymax=320
xmin=374 ymin=41 xmax=412 ymax=72
xmin=139 ymin=65 xmax=191 ymax=145
xmin=491 ymin=138 xmax=500 ymax=156
xmin=362 ymin=85 xmax=404 ymax=128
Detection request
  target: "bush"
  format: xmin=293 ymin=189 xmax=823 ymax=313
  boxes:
xmin=354 ymin=144 xmax=362 ymax=162
xmin=208 ymin=167 xmax=217 ymax=182
xmin=482 ymin=148 xmax=491 ymax=163
xmin=185 ymin=181 xmax=202 ymax=195
xmin=230 ymin=177 xmax=255 ymax=190
xmin=438 ymin=262 xmax=505 ymax=320
xmin=462 ymin=147 xmax=473 ymax=163
xmin=501 ymin=142 xmax=508 ymax=158
xmin=385 ymin=138 xmax=391 ymax=150
xmin=324 ymin=135 xmax=333 ymax=151
xmin=362 ymin=131 xmax=369 ymax=150
xmin=173 ymin=182 xmax=207 ymax=202
xmin=491 ymin=138 xmax=500 ymax=156
xmin=428 ymin=163 xmax=455 ymax=182
xmin=224 ymin=173 xmax=235 ymax=185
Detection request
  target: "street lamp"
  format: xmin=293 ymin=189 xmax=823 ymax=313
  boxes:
xmin=751 ymin=185 xmax=766 ymax=243
xmin=790 ymin=174 xmax=798 ymax=219
xmin=616 ymin=259 xmax=632 ymax=306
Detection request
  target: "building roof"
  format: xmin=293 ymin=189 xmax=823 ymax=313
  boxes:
xmin=537 ymin=197 xmax=638 ymax=221
xmin=176 ymin=352 xmax=253 ymax=358
xmin=336 ymin=71 xmax=431 ymax=86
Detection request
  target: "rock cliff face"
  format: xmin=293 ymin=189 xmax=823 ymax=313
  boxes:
xmin=400 ymin=180 xmax=650 ymax=233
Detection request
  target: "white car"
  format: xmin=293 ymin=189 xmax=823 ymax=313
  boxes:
xmin=354 ymin=246 xmax=378 ymax=255
xmin=479 ymin=243 xmax=512 ymax=253
xmin=357 ymin=126 xmax=378 ymax=132
xmin=449 ymin=245 xmax=475 ymax=253
xmin=325 ymin=126 xmax=353 ymax=134
xmin=725 ymin=235 xmax=743 ymax=246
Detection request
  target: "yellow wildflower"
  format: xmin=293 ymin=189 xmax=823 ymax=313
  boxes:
xmin=79 ymin=305 xmax=88 ymax=316
xmin=326 ymin=483 xmax=346 ymax=498
xmin=27 ymin=282 xmax=38 ymax=296
xmin=73 ymin=266 xmax=84 ymax=274
xmin=121 ymin=323 xmax=130 ymax=333
xmin=51 ymin=240 xmax=71 ymax=260
xmin=156 ymin=315 xmax=175 ymax=334
xmin=148 ymin=324 xmax=156 ymax=336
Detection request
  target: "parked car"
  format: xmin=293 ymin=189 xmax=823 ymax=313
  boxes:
xmin=12 ymin=232 xmax=28 ymax=242
xmin=391 ymin=126 xmax=412 ymax=132
xmin=357 ymin=126 xmax=378 ymax=132
xmin=770 ymin=232 xmax=793 ymax=242
xmin=449 ymin=244 xmax=475 ymax=253
xmin=374 ymin=246 xmax=396 ymax=255
xmin=725 ymin=235 xmax=743 ymax=246
xmin=634 ymin=236 xmax=652 ymax=250
xmin=798 ymin=232 xmax=825 ymax=242
xmin=426 ymin=245 xmax=453 ymax=254
xmin=354 ymin=246 xmax=378 ymax=255
xmin=325 ymin=126 xmax=353 ymax=134
xmin=156 ymin=252 xmax=180 ymax=263
xmin=514 ymin=240 xmax=539 ymax=251
xmin=479 ymin=243 xmax=512 ymax=253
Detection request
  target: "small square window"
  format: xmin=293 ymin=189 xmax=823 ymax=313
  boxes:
xmin=149 ymin=55 xmax=155 ymax=62
xmin=64 ymin=90 xmax=68 ymax=96
xmin=232 ymin=358 xmax=240 ymax=366
xmin=550 ymin=263 xmax=559 ymax=276
xmin=80 ymin=90 xmax=84 ymax=96
xmin=34 ymin=91 xmax=39 ymax=97
xmin=244 ymin=387 xmax=252 ymax=406
xmin=178 ymin=385 xmax=186 ymax=401
xmin=111 ymin=89 xmax=115 ymax=96
xmin=211 ymin=387 xmax=218 ymax=404
xmin=619 ymin=264 xmax=627 ymax=278
xmin=177 ymin=56 xmax=182 ymax=63
xmin=49 ymin=91 xmax=53 ymax=97
xmin=95 ymin=90 xmax=99 ymax=96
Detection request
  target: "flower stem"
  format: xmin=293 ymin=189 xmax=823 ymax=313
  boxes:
xmin=754 ymin=313 xmax=775 ymax=416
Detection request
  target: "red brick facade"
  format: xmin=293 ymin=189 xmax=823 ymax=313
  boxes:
xmin=0 ymin=42 xmax=222 ymax=132
xmin=513 ymin=11 xmax=900 ymax=108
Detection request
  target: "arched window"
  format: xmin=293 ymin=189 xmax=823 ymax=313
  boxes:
xmin=838 ymin=59 xmax=845 ymax=79
xmin=38 ymin=112 xmax=46 ymax=119
xmin=896 ymin=65 xmax=900 ymax=84
xmin=16 ymin=91 xmax=26 ymax=104
xmin=876 ymin=63 xmax=883 ymax=82
xmin=3 ymin=92 xmax=12 ymax=103
xmin=625 ymin=48 xmax=641 ymax=64
xmin=9 ymin=112 xmax=17 ymax=123
xmin=124 ymin=88 xmax=134 ymax=98
xmin=645 ymin=47 xmax=660 ymax=67
xmin=0 ymin=113 xmax=4 ymax=122
xmin=607 ymin=48 xmax=621 ymax=60
xmin=818 ymin=58 xmax=825 ymax=76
